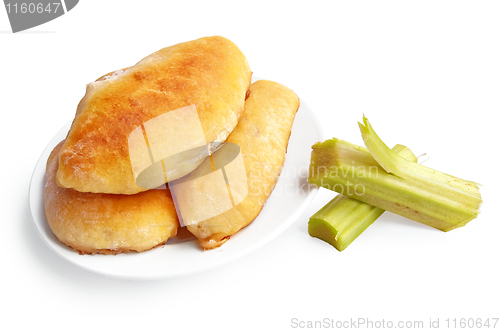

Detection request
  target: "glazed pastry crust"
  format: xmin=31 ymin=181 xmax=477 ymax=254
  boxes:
xmin=56 ymin=36 xmax=252 ymax=194
xmin=45 ymin=142 xmax=179 ymax=255
xmin=186 ymin=80 xmax=299 ymax=249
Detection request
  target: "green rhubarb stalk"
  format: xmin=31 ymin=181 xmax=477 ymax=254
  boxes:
xmin=308 ymin=124 xmax=482 ymax=231
xmin=358 ymin=116 xmax=481 ymax=203
xmin=309 ymin=144 xmax=417 ymax=251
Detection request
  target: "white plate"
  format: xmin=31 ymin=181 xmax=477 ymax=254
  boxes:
xmin=29 ymin=100 xmax=323 ymax=280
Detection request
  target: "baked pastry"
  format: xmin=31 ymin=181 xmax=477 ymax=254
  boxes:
xmin=171 ymin=80 xmax=300 ymax=249
xmin=44 ymin=141 xmax=179 ymax=254
xmin=56 ymin=36 xmax=252 ymax=194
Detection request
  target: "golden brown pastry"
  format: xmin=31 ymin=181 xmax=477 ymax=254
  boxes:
xmin=45 ymin=141 xmax=179 ymax=254
xmin=172 ymin=80 xmax=300 ymax=249
xmin=56 ymin=36 xmax=252 ymax=194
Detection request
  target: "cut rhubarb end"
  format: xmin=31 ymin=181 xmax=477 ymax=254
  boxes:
xmin=309 ymin=195 xmax=384 ymax=251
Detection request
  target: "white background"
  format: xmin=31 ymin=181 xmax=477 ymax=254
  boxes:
xmin=1 ymin=1 xmax=499 ymax=331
